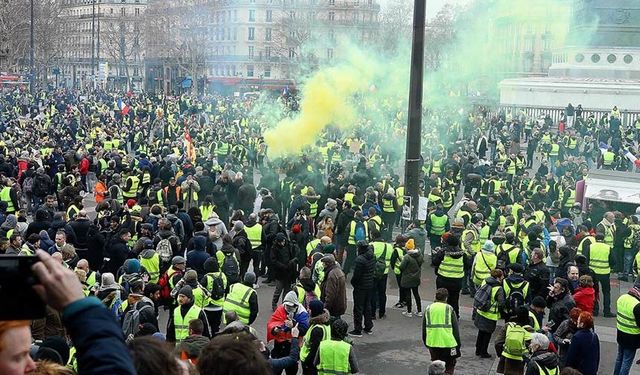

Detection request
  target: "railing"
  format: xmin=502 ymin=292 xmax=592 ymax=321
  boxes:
xmin=496 ymin=105 xmax=640 ymax=126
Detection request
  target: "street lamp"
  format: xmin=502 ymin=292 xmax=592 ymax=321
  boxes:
xmin=403 ymin=0 xmax=426 ymax=220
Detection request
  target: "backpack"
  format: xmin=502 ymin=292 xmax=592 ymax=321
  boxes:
xmin=222 ymin=253 xmax=240 ymax=284
xmin=22 ymin=177 xmax=33 ymax=194
xmin=504 ymin=323 xmax=528 ymax=358
xmin=158 ymin=269 xmax=182 ymax=301
xmin=156 ymin=238 xmax=173 ymax=263
xmin=473 ymin=283 xmax=494 ymax=312
xmin=505 ymin=280 xmax=526 ymax=313
xmin=122 ymin=303 xmax=153 ymax=338
xmin=354 ymin=221 xmax=366 ymax=242
xmin=374 ymin=244 xmax=388 ymax=279
xmin=207 ymin=273 xmax=226 ymax=301
xmin=367 ymin=218 xmax=380 ymax=237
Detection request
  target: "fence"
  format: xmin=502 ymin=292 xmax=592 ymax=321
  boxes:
xmin=496 ymin=105 xmax=640 ymax=127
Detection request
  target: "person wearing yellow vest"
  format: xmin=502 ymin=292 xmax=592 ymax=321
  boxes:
xmin=422 ymin=288 xmax=461 ymax=374
xmin=168 ymin=285 xmax=211 ymax=342
xmin=139 ymin=246 xmax=161 ymax=284
xmin=595 ymin=211 xmax=616 ymax=248
xmin=462 ymin=215 xmax=483 ymax=295
xmin=495 ymin=306 xmax=534 ymax=374
xmin=301 ymin=300 xmax=331 ymax=373
xmin=223 ymin=272 xmax=259 ymax=325
xmin=601 ymin=147 xmax=617 ymax=169
xmin=474 ymin=269 xmax=505 ymax=358
xmin=586 ymin=234 xmax=615 ymax=317
xmin=0 ymin=179 xmax=18 ymax=214
xmin=314 ymin=318 xmax=359 ymax=375
xmin=370 ymin=230 xmax=393 ymax=320
xmin=122 ymin=172 xmax=140 ymax=200
xmin=433 ymin=234 xmax=465 ymax=317
xmin=344 ymin=212 xmax=368 ymax=275
xmin=180 ymin=175 xmax=200 ymax=210
xmin=614 ymin=283 xmax=640 ymax=375
xmin=622 ymin=216 xmax=640 ymax=281
xmin=472 ymin=241 xmax=498 ymax=287
xmin=245 ymin=213 xmax=264 ymax=275
xmin=526 ymin=333 xmax=561 ymax=375
xmin=426 ymin=205 xmax=449 ymax=253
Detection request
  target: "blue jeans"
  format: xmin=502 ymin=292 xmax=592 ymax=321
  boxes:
xmin=614 ymin=344 xmax=637 ymax=375
xmin=624 ymin=248 xmax=638 ymax=276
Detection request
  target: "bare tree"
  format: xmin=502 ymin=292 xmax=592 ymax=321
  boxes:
xmin=34 ymin=0 xmax=65 ymax=85
xmin=271 ymin=4 xmax=319 ymax=77
xmin=101 ymin=15 xmax=143 ymax=89
xmin=0 ymin=0 xmax=31 ymax=73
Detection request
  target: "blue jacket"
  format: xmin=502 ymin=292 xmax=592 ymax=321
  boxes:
xmin=564 ymin=329 xmax=600 ymax=375
xmin=63 ymin=297 xmax=136 ymax=375
xmin=269 ymin=337 xmax=300 ymax=374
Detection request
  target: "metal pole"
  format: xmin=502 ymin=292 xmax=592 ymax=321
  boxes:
xmin=29 ymin=0 xmax=35 ymax=94
xmin=97 ymin=3 xmax=100 ymax=87
xmin=91 ymin=0 xmax=96 ymax=89
xmin=403 ymin=0 xmax=426 ymax=220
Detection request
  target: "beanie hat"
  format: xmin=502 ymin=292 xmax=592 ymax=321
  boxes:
xmin=184 ymin=269 xmax=198 ymax=283
xmin=233 ymin=221 xmax=245 ymax=231
xmin=127 ymin=199 xmax=136 ymax=208
xmin=125 ymin=259 xmax=141 ymax=274
xmin=531 ymin=296 xmax=547 ymax=308
xmin=481 ymin=240 xmax=495 ymax=253
xmin=203 ymin=257 xmax=219 ymax=273
xmin=405 ymin=239 xmax=415 ymax=250
xmin=451 ymin=218 xmax=465 ymax=229
xmin=323 ymin=244 xmax=336 ymax=254
xmin=178 ymin=285 xmax=193 ymax=300
xmin=309 ymin=300 xmax=324 ymax=317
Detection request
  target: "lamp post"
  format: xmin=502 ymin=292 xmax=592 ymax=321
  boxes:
xmin=29 ymin=0 xmax=35 ymax=93
xmin=403 ymin=0 xmax=426 ymax=220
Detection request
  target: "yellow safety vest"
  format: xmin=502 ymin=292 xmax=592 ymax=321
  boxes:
xmin=372 ymin=241 xmax=392 ymax=275
xmin=348 ymin=221 xmax=368 ymax=245
xmin=462 ymin=229 xmax=481 ymax=253
xmin=424 ymin=302 xmax=457 ymax=348
xmin=577 ymin=236 xmax=595 ymax=255
xmin=603 ymin=151 xmax=615 ymax=166
xmin=589 ymin=242 xmax=611 ymax=275
xmin=223 ymin=283 xmax=255 ymax=324
xmin=139 ymin=253 xmax=160 ymax=284
xmin=0 ymin=186 xmax=14 ymax=213
xmin=617 ymin=294 xmax=640 ymax=335
xmin=317 ymin=340 xmax=352 ymax=375
xmin=300 ymin=324 xmax=331 ymax=362
xmin=473 ymin=251 xmax=497 ymax=285
xmin=173 ymin=305 xmax=202 ymax=341
xmin=123 ymin=175 xmax=140 ymax=199
xmin=437 ymin=254 xmax=464 ymax=279
xmin=382 ymin=197 xmax=395 ymax=213
xmin=477 ymin=285 xmax=500 ymax=321
xmin=429 ymin=214 xmax=448 ymax=236
xmin=245 ymin=223 xmax=263 ymax=249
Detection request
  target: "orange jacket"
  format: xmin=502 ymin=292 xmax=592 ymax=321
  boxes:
xmin=94 ymin=181 xmax=107 ymax=203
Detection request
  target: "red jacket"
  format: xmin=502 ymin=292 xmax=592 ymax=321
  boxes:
xmin=79 ymin=158 xmax=90 ymax=176
xmin=573 ymin=286 xmax=595 ymax=314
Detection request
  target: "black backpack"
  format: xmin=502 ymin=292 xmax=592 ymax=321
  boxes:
xmin=222 ymin=253 xmax=240 ymax=284
xmin=207 ymin=273 xmax=226 ymax=301
xmin=505 ymin=280 xmax=526 ymax=313
xmin=473 ymin=283 xmax=494 ymax=312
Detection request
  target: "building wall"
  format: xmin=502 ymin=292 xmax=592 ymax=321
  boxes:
xmin=59 ymin=0 xmax=147 ymax=89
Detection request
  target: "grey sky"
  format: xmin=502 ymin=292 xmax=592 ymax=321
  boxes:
xmin=379 ymin=0 xmax=469 ymax=20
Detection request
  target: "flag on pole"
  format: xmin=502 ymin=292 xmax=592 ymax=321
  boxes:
xmin=184 ymin=124 xmax=196 ymax=161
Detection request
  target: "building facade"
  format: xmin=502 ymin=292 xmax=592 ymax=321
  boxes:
xmin=145 ymin=0 xmax=380 ymax=94
xmin=59 ymin=0 xmax=147 ymax=90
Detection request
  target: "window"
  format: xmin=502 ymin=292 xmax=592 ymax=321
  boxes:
xmin=264 ymin=66 xmax=271 ymax=78
xmin=266 ymin=10 xmax=272 ymax=22
xmin=288 ymin=48 xmax=296 ymax=59
xmin=135 ymin=8 xmax=140 ymax=16
xmin=265 ymin=28 xmax=272 ymax=41
xmin=248 ymin=46 xmax=255 ymax=58
xmin=234 ymin=10 xmax=238 ymax=21
xmin=329 ymin=29 xmax=335 ymax=42
xmin=249 ymin=10 xmax=255 ymax=22
xmin=247 ymin=65 xmax=254 ymax=77
xmin=265 ymin=46 xmax=272 ymax=58
xmin=329 ymin=0 xmax=335 ymax=4
xmin=327 ymin=48 xmax=334 ymax=60
xmin=290 ymin=11 xmax=296 ymax=19
xmin=328 ymin=11 xmax=335 ymax=21
xmin=120 ymin=7 xmax=125 ymax=16
xmin=248 ymin=27 xmax=255 ymax=40
xmin=233 ymin=28 xmax=237 ymax=40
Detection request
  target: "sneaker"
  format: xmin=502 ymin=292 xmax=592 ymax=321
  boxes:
xmin=348 ymin=330 xmax=363 ymax=338
xmin=402 ymin=312 xmax=413 ymax=318
xmin=416 ymin=311 xmax=424 ymax=317
xmin=364 ymin=329 xmax=374 ymax=335
xmin=394 ymin=302 xmax=404 ymax=309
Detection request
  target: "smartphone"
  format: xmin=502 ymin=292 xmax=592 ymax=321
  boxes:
xmin=0 ymin=256 xmax=46 ymax=320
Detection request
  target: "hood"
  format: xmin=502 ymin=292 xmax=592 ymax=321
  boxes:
xmin=139 ymin=249 xmax=156 ymax=259
xmin=192 ymin=236 xmax=207 ymax=251
xmin=325 ymin=199 xmax=337 ymax=210
xmin=166 ymin=213 xmax=178 ymax=221
xmin=299 ymin=278 xmax=316 ymax=292
xmin=531 ymin=350 xmax=559 ymax=369
xmin=283 ymin=290 xmax=299 ymax=307
xmin=221 ymin=243 xmax=235 ymax=254
xmin=444 ymin=247 xmax=465 ymax=259
xmin=408 ymin=249 xmax=420 ymax=257
xmin=485 ymin=276 xmax=501 ymax=287
xmin=309 ymin=309 xmax=330 ymax=325
xmin=39 ymin=230 xmax=51 ymax=241
xmin=1 ymin=214 xmax=17 ymax=230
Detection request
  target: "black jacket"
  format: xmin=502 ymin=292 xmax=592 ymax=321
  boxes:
xmin=525 ymin=261 xmax=550 ymax=299
xmin=106 ymin=237 xmax=133 ymax=275
xmin=525 ymin=350 xmax=560 ymax=375
xmin=351 ymin=247 xmax=376 ymax=290
xmin=270 ymin=241 xmax=297 ymax=283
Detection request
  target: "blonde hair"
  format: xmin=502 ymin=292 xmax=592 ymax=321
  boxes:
xmin=32 ymin=360 xmax=76 ymax=375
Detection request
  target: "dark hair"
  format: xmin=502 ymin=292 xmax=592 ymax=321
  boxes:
xmin=118 ymin=228 xmax=131 ymax=238
xmin=128 ymin=337 xmax=181 ymax=375
xmin=189 ymin=319 xmax=204 ymax=335
xmin=435 ymin=288 xmax=448 ymax=302
xmin=197 ymin=333 xmax=270 ymax=375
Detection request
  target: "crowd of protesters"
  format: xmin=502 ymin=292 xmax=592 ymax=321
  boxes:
xmin=0 ymin=88 xmax=639 ymax=375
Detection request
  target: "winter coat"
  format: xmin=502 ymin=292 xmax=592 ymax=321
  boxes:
xmin=474 ymin=276 xmax=505 ymax=333
xmin=106 ymin=237 xmax=132 ymax=275
xmin=572 ymin=286 xmax=595 ymax=314
xmin=565 ymin=329 xmax=600 ymax=375
xmin=321 ymin=262 xmax=347 ymax=317
xmin=546 ymin=292 xmax=576 ymax=331
xmin=237 ymin=183 xmax=257 ymax=211
xmin=301 ymin=309 xmax=331 ymax=369
xmin=351 ymin=247 xmax=376 ymax=290
xmin=186 ymin=237 xmax=211 ymax=279
xmin=524 ymin=261 xmax=550 ymax=299
xmin=270 ymin=241 xmax=297 ymax=283
xmin=400 ymin=250 xmax=424 ymax=288
xmin=69 ymin=217 xmax=92 ymax=251
xmin=405 ymin=227 xmax=427 ymax=255
xmin=63 ymin=297 xmax=136 ymax=374
xmin=525 ymin=350 xmax=560 ymax=375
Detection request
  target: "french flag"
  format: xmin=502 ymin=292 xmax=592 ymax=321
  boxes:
xmin=117 ymin=98 xmax=130 ymax=115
